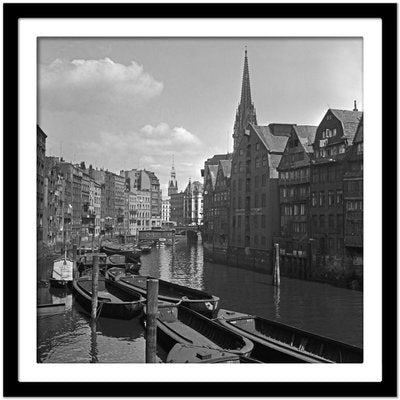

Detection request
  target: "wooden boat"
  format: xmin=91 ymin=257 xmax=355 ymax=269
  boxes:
xmin=72 ymin=276 xmax=145 ymax=320
xmin=37 ymin=302 xmax=66 ymax=317
xmin=107 ymin=254 xmax=141 ymax=272
xmin=101 ymin=243 xmax=142 ymax=261
xmin=138 ymin=245 xmax=152 ymax=254
xmin=49 ymin=256 xmax=74 ymax=288
xmin=78 ymin=254 xmax=140 ymax=276
xmin=105 ymin=267 xmax=219 ymax=318
xmin=216 ymin=309 xmax=363 ymax=363
xmin=150 ymin=303 xmax=253 ymax=358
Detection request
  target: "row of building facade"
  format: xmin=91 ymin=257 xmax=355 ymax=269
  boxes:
xmin=202 ymin=51 xmax=363 ymax=284
xmin=37 ymin=125 xmax=204 ymax=247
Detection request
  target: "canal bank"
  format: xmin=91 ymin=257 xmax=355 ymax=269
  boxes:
xmin=203 ymin=244 xmax=362 ymax=291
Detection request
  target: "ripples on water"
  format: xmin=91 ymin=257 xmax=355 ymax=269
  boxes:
xmin=37 ymin=237 xmax=363 ymax=363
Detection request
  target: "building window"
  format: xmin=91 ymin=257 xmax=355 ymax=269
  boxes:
xmin=255 ymin=157 xmax=261 ymax=168
xmin=262 ymin=155 xmax=267 ymax=166
xmin=312 ymin=215 xmax=318 ymax=230
xmin=357 ymin=143 xmax=363 ymax=155
xmin=261 ymin=194 xmax=266 ymax=207
xmin=237 ymin=215 xmax=242 ymax=228
xmin=253 ymin=214 xmax=258 ymax=227
xmin=239 ymin=149 xmax=244 ymax=156
xmin=239 ymin=162 xmax=244 ymax=172
xmin=336 ymin=189 xmax=343 ymax=205
xmin=328 ymin=214 xmax=335 ymax=229
xmin=254 ymin=235 xmax=259 ymax=245
xmin=261 ymin=174 xmax=266 ymax=186
xmin=238 ymin=196 xmax=242 ymax=208
xmin=319 ymin=215 xmax=325 ymax=231
xmin=300 ymin=203 xmax=306 ymax=215
xmin=311 ymin=192 xmax=317 ymax=207
xmin=238 ymin=179 xmax=242 ymax=191
xmin=232 ymin=216 xmax=236 ymax=227
xmin=337 ymin=214 xmax=343 ymax=229
xmin=328 ymin=190 xmax=335 ymax=206
xmin=319 ymin=191 xmax=325 ymax=207
xmin=261 ymin=214 xmax=266 ymax=228
xmin=254 ymin=193 xmax=259 ymax=208
xmin=233 ymin=163 xmax=237 ymax=173
xmin=256 ymin=142 xmax=260 ymax=151
xmin=312 ymin=169 xmax=319 ymax=183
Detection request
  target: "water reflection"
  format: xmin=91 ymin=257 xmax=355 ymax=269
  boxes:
xmin=90 ymin=320 xmax=98 ymax=363
xmin=273 ymin=286 xmax=281 ymax=319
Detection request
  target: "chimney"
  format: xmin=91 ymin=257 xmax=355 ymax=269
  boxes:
xmin=353 ymin=100 xmax=358 ymax=112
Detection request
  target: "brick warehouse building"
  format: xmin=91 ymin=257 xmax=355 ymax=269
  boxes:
xmin=343 ymin=115 xmax=363 ymax=280
xmin=310 ymin=108 xmax=363 ymax=279
xmin=274 ymin=125 xmax=317 ymax=279
xmin=202 ymin=154 xmax=231 ymax=247
xmin=228 ymin=123 xmax=292 ymax=271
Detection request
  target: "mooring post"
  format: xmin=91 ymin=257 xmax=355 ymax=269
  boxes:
xmin=272 ymin=243 xmax=280 ymax=286
xmin=91 ymin=255 xmax=100 ymax=320
xmin=78 ymin=235 xmax=82 ymax=257
xmin=146 ymin=278 xmax=159 ymax=363
xmin=276 ymin=243 xmax=281 ymax=286
xmin=72 ymin=244 xmax=78 ymax=280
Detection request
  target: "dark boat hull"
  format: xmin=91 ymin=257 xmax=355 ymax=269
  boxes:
xmin=105 ymin=269 xmax=219 ymax=318
xmin=101 ymin=245 xmax=141 ymax=260
xmin=154 ymin=305 xmax=253 ymax=358
xmin=49 ymin=278 xmax=72 ymax=289
xmin=216 ymin=309 xmax=363 ymax=363
xmin=72 ymin=277 xmax=144 ymax=320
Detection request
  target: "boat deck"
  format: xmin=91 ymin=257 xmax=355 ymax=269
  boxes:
xmin=98 ymin=290 xmax=121 ymax=302
xmin=164 ymin=321 xmax=219 ymax=348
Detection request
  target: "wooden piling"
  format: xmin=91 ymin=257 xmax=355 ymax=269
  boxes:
xmin=146 ymin=278 xmax=159 ymax=363
xmin=272 ymin=243 xmax=280 ymax=286
xmin=72 ymin=244 xmax=78 ymax=279
xmin=91 ymin=255 xmax=100 ymax=320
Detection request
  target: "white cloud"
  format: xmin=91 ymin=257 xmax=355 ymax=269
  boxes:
xmin=71 ymin=123 xmax=204 ymax=192
xmin=140 ymin=123 xmax=200 ymax=146
xmin=39 ymin=58 xmax=163 ymax=114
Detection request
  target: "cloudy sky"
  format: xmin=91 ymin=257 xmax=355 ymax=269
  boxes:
xmin=38 ymin=38 xmax=362 ymax=196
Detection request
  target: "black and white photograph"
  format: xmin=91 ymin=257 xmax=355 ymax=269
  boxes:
xmin=3 ymin=2 xmax=396 ymax=397
xmin=36 ymin=36 xmax=364 ymax=364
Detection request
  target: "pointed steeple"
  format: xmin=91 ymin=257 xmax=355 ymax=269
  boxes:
xmin=233 ymin=47 xmax=257 ymax=151
xmin=168 ymin=155 xmax=178 ymax=196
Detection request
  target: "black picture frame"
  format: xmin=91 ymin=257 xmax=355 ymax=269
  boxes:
xmin=3 ymin=2 xmax=397 ymax=397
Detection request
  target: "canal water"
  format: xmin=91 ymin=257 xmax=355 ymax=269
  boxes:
xmin=37 ymin=237 xmax=363 ymax=363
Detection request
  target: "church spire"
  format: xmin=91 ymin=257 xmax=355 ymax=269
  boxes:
xmin=233 ymin=48 xmax=257 ymax=151
xmin=168 ymin=155 xmax=178 ymax=197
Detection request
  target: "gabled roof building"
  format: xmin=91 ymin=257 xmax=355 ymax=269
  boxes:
xmin=309 ymin=107 xmax=363 ymax=278
xmin=275 ymin=124 xmax=317 ymax=278
xmin=343 ymin=115 xmax=363 ymax=278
